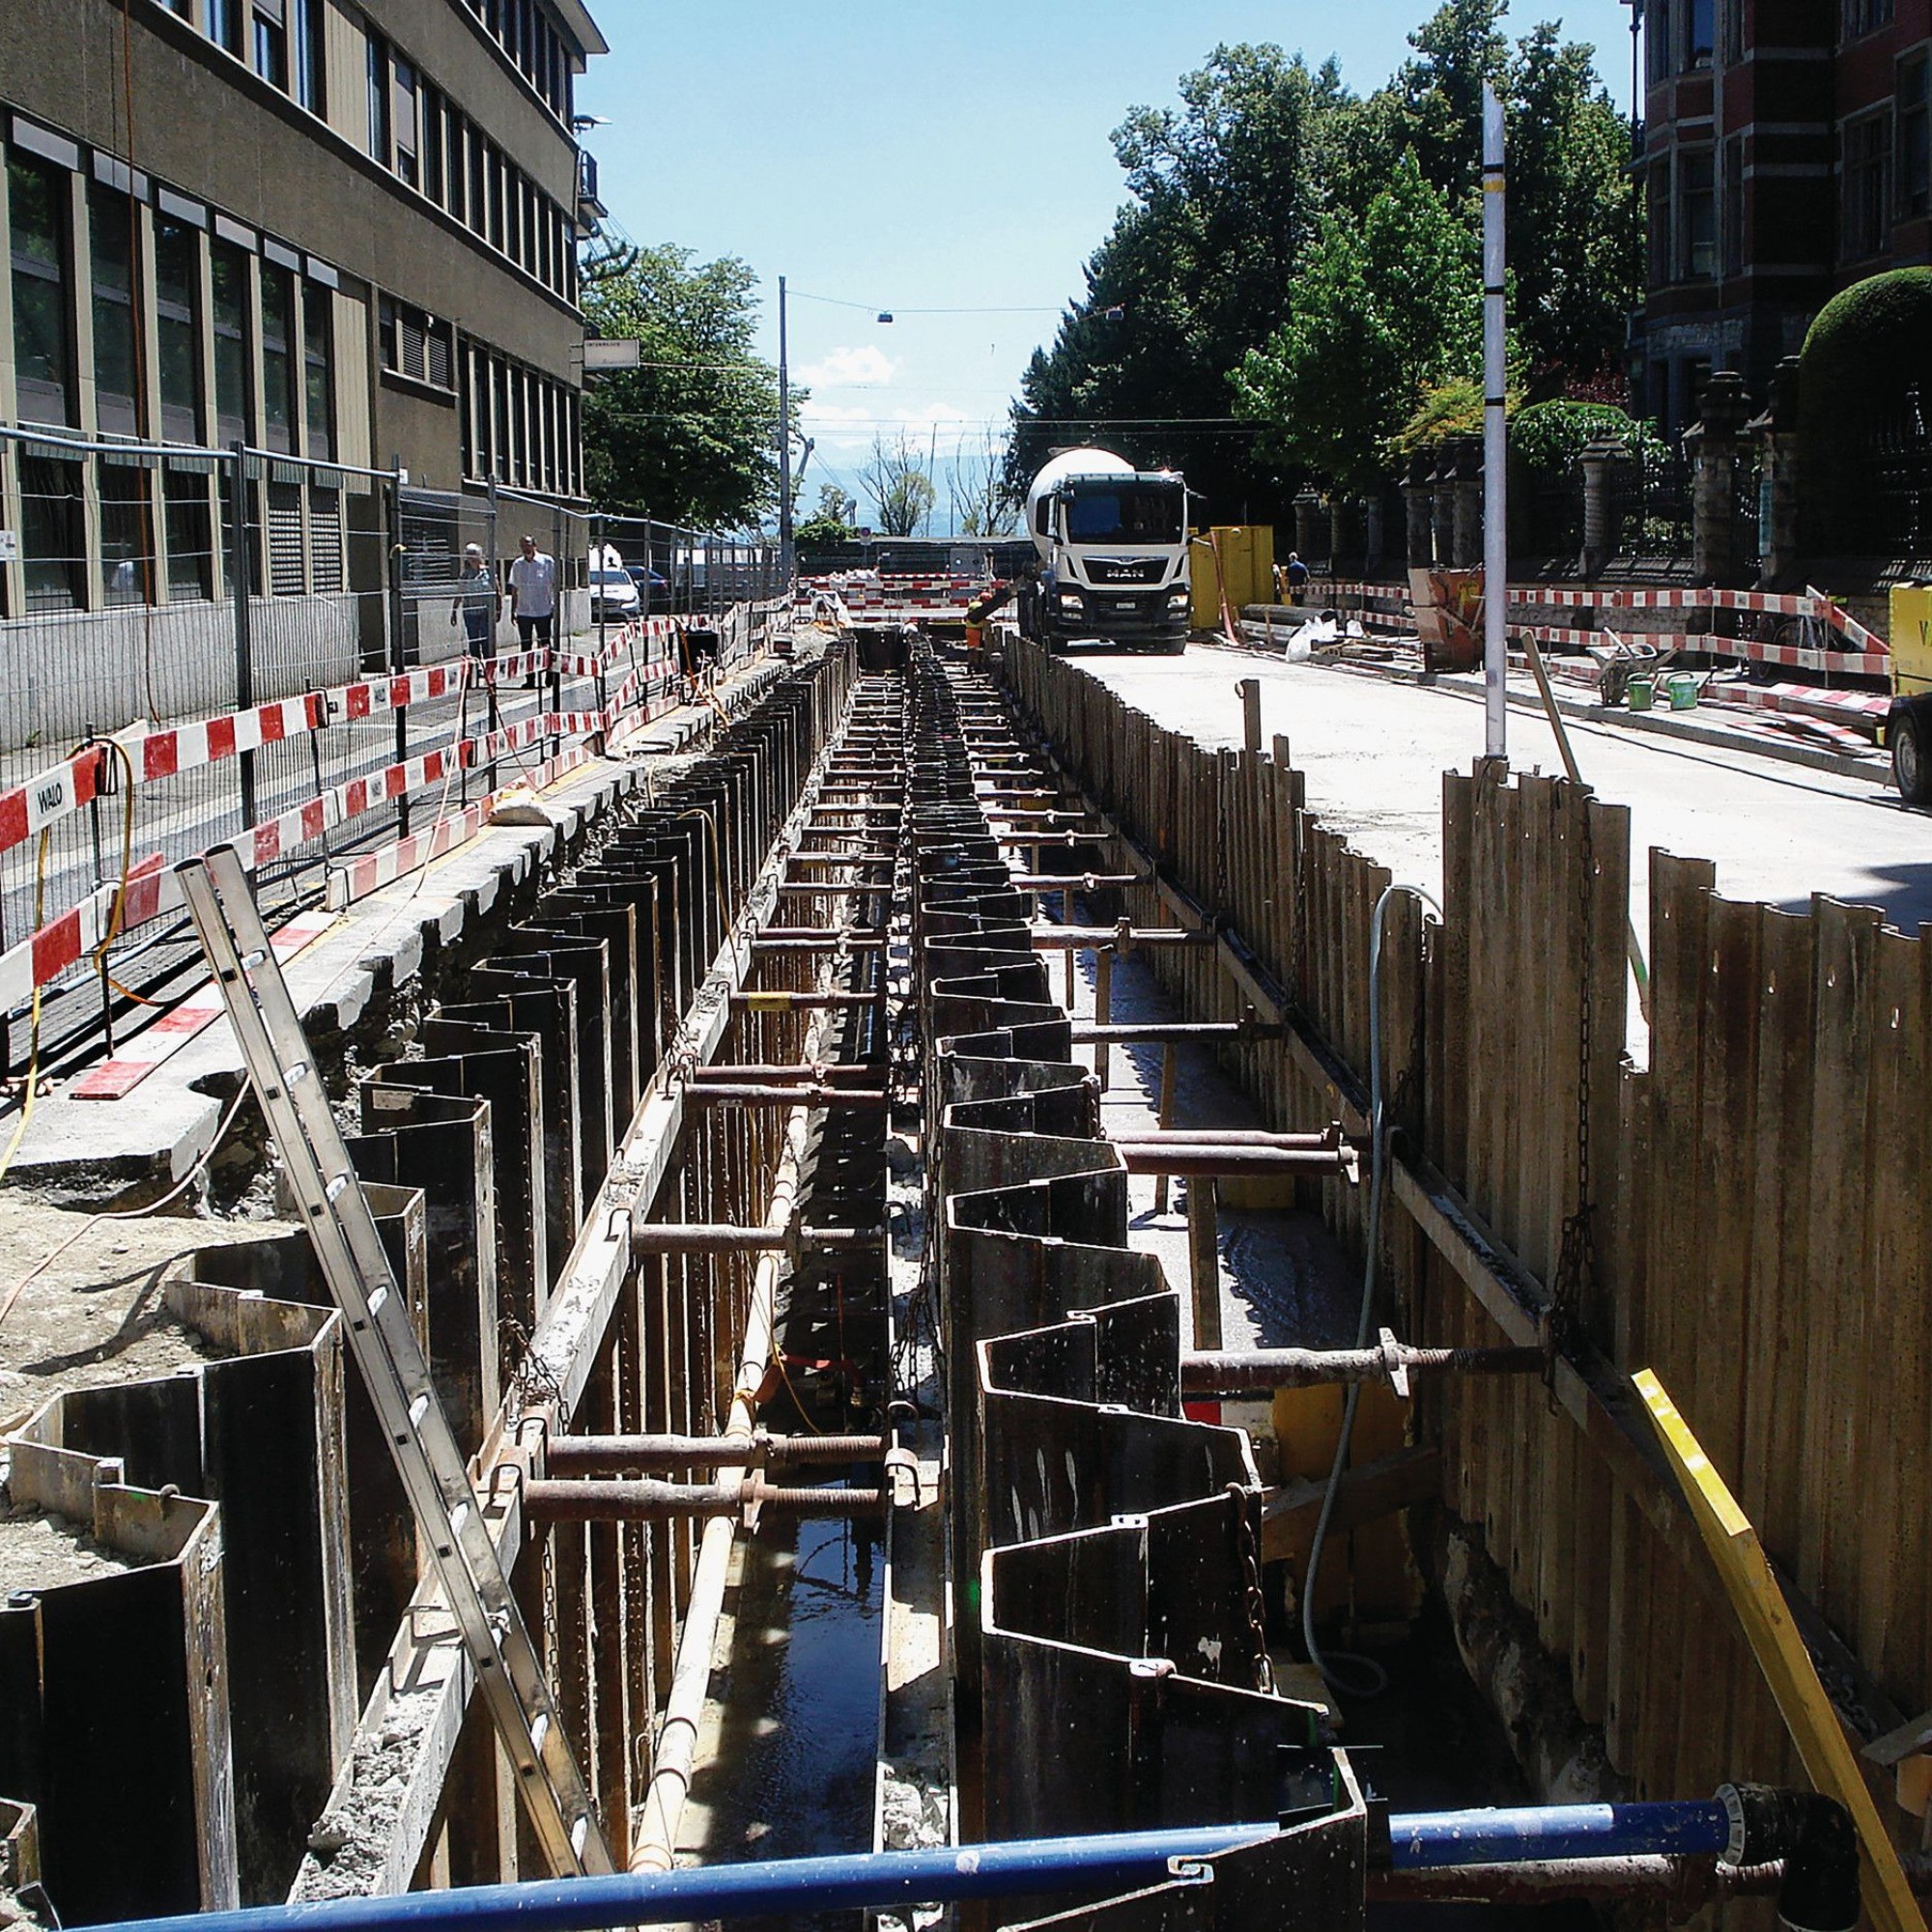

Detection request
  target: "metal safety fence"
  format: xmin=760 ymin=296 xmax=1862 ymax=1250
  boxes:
xmin=0 ymin=424 xmax=781 ymax=1081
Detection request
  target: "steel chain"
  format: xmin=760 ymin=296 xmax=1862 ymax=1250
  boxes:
xmin=1547 ymin=796 xmax=1597 ymax=1406
xmin=1227 ymin=1482 xmax=1275 ymax=1694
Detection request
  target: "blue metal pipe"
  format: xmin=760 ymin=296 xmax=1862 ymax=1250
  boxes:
xmin=90 ymin=1802 xmax=1733 ymax=1932
xmin=1389 ymin=1801 xmax=1731 ymax=1868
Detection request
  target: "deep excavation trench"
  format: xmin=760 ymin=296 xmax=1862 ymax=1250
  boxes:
xmin=656 ymin=641 xmax=1594 ymax=1929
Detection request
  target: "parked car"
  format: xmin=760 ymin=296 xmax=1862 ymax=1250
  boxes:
xmin=589 ymin=567 xmax=641 ymax=622
xmin=626 ymin=563 xmax=670 ymax=609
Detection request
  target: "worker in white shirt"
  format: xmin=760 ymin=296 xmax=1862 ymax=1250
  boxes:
xmin=508 ymin=533 xmax=558 ymax=689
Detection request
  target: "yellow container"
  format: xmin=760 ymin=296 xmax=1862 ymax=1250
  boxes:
xmin=1190 ymin=525 xmax=1277 ymax=630
xmin=1890 ymin=584 xmax=1932 ymax=698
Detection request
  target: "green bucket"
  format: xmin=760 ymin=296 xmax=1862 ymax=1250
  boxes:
xmin=1626 ymin=675 xmax=1655 ymax=712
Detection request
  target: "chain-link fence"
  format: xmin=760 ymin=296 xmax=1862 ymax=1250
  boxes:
xmin=0 ymin=424 xmax=779 ymax=1079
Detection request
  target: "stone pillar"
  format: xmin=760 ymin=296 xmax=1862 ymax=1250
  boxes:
xmin=1451 ymin=437 xmax=1484 ymax=568
xmin=1364 ymin=492 xmax=1386 ymax=577
xmin=1749 ymin=356 xmax=1802 ymax=589
xmin=1328 ymin=497 xmax=1355 ymax=575
xmin=1685 ymin=369 xmax=1751 ymax=586
xmin=1432 ymin=448 xmax=1458 ymax=569
xmin=1579 ymin=439 xmax=1625 ymax=581
xmin=1293 ymin=487 xmax=1322 ymax=564
xmin=1404 ymin=454 xmax=1435 ymax=567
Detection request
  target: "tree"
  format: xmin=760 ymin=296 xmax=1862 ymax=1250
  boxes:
xmin=1232 ymin=153 xmax=1480 ymax=493
xmin=951 ymin=431 xmax=1018 ymax=537
xmin=579 ymin=243 xmax=799 ymax=529
xmin=795 ymin=483 xmax=859 ymax=548
xmin=861 ymin=433 xmax=935 ymax=538
xmin=1005 ymin=44 xmax=1348 ymax=514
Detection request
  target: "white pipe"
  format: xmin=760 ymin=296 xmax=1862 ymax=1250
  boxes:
xmin=1482 ymin=80 xmax=1509 ymax=765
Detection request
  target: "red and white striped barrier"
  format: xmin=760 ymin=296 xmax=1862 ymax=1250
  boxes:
xmin=70 ymin=909 xmax=339 ymax=1099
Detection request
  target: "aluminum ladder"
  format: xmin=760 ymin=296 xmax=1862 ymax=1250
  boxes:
xmin=178 ymin=844 xmax=613 ymax=1877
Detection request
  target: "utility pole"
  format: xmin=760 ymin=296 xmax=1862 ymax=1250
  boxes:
xmin=1482 ymin=80 xmax=1509 ymax=763
xmin=778 ymin=274 xmax=792 ymax=585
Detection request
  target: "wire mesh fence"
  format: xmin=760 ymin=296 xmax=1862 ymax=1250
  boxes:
xmin=0 ymin=424 xmax=780 ymax=1078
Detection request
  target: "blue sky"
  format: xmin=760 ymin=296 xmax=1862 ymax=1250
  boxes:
xmin=578 ymin=0 xmax=1636 ymax=526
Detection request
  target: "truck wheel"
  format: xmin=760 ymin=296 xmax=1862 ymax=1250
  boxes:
xmin=1892 ymin=701 xmax=1932 ymax=806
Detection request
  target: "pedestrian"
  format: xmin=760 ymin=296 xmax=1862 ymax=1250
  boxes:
xmin=1285 ymin=551 xmax=1310 ymax=605
xmin=450 ymin=543 xmax=497 ymax=658
xmin=508 ymin=532 xmax=558 ymax=687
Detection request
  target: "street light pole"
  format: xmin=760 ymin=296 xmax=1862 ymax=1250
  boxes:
xmin=1482 ymin=81 xmax=1509 ymax=764
xmin=778 ymin=274 xmax=792 ymax=586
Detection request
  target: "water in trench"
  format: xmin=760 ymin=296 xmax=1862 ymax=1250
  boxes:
xmin=680 ymin=1496 xmax=884 ymax=1932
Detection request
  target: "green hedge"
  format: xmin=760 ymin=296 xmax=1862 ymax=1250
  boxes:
xmin=1798 ymin=268 xmax=1932 ymax=553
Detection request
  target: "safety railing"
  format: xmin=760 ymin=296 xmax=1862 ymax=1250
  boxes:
xmin=0 ymin=423 xmax=783 ymax=1080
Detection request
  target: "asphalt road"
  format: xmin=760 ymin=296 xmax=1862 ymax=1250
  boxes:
xmin=1069 ymin=642 xmax=1932 ymax=945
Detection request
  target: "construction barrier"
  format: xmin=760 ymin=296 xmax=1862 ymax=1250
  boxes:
xmin=0 ymin=609 xmax=773 ymax=1028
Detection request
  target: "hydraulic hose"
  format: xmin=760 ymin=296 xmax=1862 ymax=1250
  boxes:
xmin=1300 ymin=881 xmax=1443 ymax=1700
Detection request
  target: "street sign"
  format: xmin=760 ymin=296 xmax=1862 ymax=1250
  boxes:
xmin=582 ymin=338 xmax=641 ymax=370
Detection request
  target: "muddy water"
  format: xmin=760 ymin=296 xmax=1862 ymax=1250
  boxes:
xmin=682 ymin=1505 xmax=884 ymax=1931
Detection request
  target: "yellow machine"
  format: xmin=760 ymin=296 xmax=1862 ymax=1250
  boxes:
xmin=1888 ymin=584 xmax=1932 ymax=804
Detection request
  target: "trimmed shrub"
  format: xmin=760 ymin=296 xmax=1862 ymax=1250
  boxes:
xmin=1797 ymin=268 xmax=1932 ymax=554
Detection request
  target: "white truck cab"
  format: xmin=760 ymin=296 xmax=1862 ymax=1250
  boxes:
xmin=1019 ymin=448 xmax=1190 ymax=654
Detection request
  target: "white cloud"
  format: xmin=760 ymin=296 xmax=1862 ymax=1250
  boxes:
xmin=797 ymin=344 xmax=899 ymax=388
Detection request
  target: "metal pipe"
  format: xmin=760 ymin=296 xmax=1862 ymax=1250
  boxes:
xmin=691 ymin=1063 xmax=885 ymax=1084
xmin=629 ymin=1223 xmax=884 ymax=1255
xmin=1029 ymin=926 xmax=1218 ymax=950
xmin=1181 ymin=1344 xmax=1547 ymax=1393
xmin=682 ymin=1084 xmax=889 ymax=1108
xmin=1116 ymin=1146 xmax=1358 ymax=1179
xmin=1113 ymin=1128 xmax=1341 ymax=1150
xmin=1009 ymin=874 xmax=1138 ymax=891
xmin=95 ymin=1804 xmax=1751 ymax=1932
xmin=523 ymin=1479 xmax=883 ymax=1522
xmin=731 ymin=991 xmax=879 ymax=1009
xmin=547 ymin=1433 xmax=886 ymax=1475
xmin=1371 ymin=1856 xmax=1783 ymax=1906
xmin=1069 ymin=1021 xmax=1285 ymax=1043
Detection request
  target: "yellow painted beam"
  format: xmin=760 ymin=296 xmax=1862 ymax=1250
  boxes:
xmin=1634 ymin=1368 xmax=1926 ymax=1932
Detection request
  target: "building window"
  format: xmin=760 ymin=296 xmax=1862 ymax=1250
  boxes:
xmin=1901 ymin=52 xmax=1930 ymax=217
xmin=9 ymin=153 xmax=74 ymax=427
xmin=378 ymin=296 xmax=454 ymax=390
xmin=89 ymin=185 xmax=141 ymax=436
xmin=1679 ymin=149 xmax=1716 ymax=277
xmin=252 ymin=0 xmax=288 ymax=90
xmin=1719 ymin=0 xmax=1743 ymax=64
xmin=1844 ymin=110 xmax=1893 ymax=258
xmin=156 ymin=217 xmax=203 ymax=442
xmin=308 ymin=486 xmax=343 ymax=590
xmin=421 ymin=88 xmax=445 ymax=204
xmin=262 ymin=266 xmax=298 ymax=452
xmin=1648 ymin=0 xmax=1673 ymax=83
xmin=366 ymin=37 xmax=390 ymax=166
xmin=164 ymin=468 xmax=213 ymax=599
xmin=445 ymin=106 xmax=468 ymax=221
xmin=1721 ymin=137 xmax=1745 ymax=277
xmin=206 ymin=0 xmax=243 ymax=55
xmin=290 ymin=0 xmax=322 ymax=110
xmin=303 ymin=284 xmax=334 ymax=460
xmin=1688 ymin=0 xmax=1715 ymax=68
xmin=1843 ymin=0 xmax=1896 ymax=41
xmin=467 ymin=127 xmax=486 ymax=237
xmin=100 ymin=462 xmax=153 ymax=606
xmin=18 ymin=456 xmax=85 ymax=611
xmin=211 ymin=240 xmax=251 ymax=445
xmin=393 ymin=56 xmax=419 ymax=186
xmin=1647 ymin=155 xmax=1673 ymax=286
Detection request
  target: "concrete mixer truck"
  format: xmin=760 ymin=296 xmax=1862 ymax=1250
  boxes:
xmin=1016 ymin=448 xmax=1190 ymax=654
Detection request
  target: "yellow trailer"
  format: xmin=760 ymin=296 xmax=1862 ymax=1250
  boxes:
xmin=1889 ymin=584 xmax=1932 ymax=804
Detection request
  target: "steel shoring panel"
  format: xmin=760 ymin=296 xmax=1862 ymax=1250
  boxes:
xmin=280 ymin=649 xmax=862 ymax=1901
xmin=907 ymin=644 xmax=1361 ymax=1927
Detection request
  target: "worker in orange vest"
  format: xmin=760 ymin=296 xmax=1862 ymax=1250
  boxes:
xmin=963 ymin=581 xmax=1013 ymax=666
